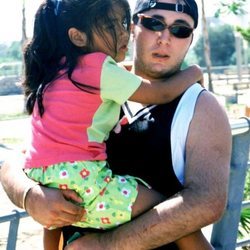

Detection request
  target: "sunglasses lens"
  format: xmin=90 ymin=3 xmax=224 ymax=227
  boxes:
xmin=141 ymin=17 xmax=165 ymax=31
xmin=139 ymin=15 xmax=193 ymax=39
xmin=170 ymin=26 xmax=193 ymax=38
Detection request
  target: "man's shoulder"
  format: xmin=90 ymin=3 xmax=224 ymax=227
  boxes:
xmin=192 ymin=90 xmax=230 ymax=131
xmin=196 ymin=91 xmax=226 ymax=114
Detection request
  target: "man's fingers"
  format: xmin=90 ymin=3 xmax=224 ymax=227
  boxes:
xmin=46 ymin=194 xmax=86 ymax=226
xmin=60 ymin=189 xmax=86 ymax=222
xmin=43 ymin=189 xmax=85 ymax=226
xmin=60 ymin=205 xmax=86 ymax=223
xmin=43 ymin=209 xmax=83 ymax=228
xmin=62 ymin=189 xmax=83 ymax=203
xmin=26 ymin=185 xmax=85 ymax=227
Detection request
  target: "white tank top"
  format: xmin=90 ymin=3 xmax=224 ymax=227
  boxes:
xmin=171 ymin=83 xmax=205 ymax=184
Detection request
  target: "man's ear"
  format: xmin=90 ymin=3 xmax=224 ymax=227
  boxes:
xmin=130 ymin=23 xmax=135 ymax=41
xmin=189 ymin=33 xmax=194 ymax=46
xmin=68 ymin=28 xmax=87 ymax=47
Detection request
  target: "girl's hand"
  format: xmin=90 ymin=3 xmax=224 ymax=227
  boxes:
xmin=188 ymin=64 xmax=204 ymax=87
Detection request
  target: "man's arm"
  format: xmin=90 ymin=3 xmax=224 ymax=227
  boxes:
xmin=0 ymin=153 xmax=36 ymax=208
xmin=65 ymin=91 xmax=231 ymax=250
xmin=0 ymin=153 xmax=85 ymax=228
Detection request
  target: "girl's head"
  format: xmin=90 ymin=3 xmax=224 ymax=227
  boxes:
xmin=23 ymin=0 xmax=131 ymax=115
xmin=60 ymin=0 xmax=131 ymax=62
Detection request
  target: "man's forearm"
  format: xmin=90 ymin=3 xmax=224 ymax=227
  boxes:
xmin=0 ymin=154 xmax=36 ymax=208
xmin=67 ymin=185 xmax=223 ymax=250
xmin=102 ymin=190 xmax=219 ymax=250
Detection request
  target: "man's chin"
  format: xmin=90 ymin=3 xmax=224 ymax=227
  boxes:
xmin=148 ymin=67 xmax=173 ymax=79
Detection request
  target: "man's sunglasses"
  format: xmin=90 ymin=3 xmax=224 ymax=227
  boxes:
xmin=138 ymin=14 xmax=193 ymax=39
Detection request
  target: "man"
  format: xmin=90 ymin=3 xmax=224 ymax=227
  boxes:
xmin=0 ymin=0 xmax=231 ymax=249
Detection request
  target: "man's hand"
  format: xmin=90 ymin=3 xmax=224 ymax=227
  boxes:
xmin=0 ymin=153 xmax=85 ymax=228
xmin=26 ymin=185 xmax=85 ymax=228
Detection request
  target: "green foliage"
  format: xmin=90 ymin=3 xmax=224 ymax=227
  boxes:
xmin=239 ymin=207 xmax=250 ymax=238
xmin=215 ymin=1 xmax=250 ymax=43
xmin=0 ymin=113 xmax=28 ymax=121
xmin=184 ymin=49 xmax=199 ymax=66
xmin=193 ymin=24 xmax=236 ymax=67
xmin=0 ymin=44 xmax=9 ymax=63
xmin=0 ymin=41 xmax=22 ymax=63
xmin=7 ymin=42 xmax=22 ymax=60
xmin=236 ymin=26 xmax=250 ymax=43
xmin=244 ymin=168 xmax=250 ymax=201
xmin=215 ymin=0 xmax=247 ymax=17
xmin=238 ymin=168 xmax=250 ymax=239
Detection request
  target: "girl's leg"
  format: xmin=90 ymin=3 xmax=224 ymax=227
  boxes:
xmin=59 ymin=232 xmax=64 ymax=250
xmin=43 ymin=228 xmax=62 ymax=250
xmin=175 ymin=230 xmax=214 ymax=250
xmin=131 ymin=184 xmax=165 ymax=218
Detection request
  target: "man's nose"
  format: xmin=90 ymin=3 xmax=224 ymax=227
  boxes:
xmin=156 ymin=29 xmax=171 ymax=45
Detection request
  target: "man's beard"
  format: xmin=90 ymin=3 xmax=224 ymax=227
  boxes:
xmin=134 ymin=55 xmax=183 ymax=80
xmin=146 ymin=64 xmax=182 ymax=80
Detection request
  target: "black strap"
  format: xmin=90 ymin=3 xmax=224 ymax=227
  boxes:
xmin=151 ymin=3 xmax=193 ymax=17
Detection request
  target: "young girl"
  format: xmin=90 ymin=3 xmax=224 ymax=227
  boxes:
xmin=22 ymin=0 xmax=210 ymax=249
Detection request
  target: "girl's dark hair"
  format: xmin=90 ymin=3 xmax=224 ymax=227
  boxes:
xmin=23 ymin=0 xmax=131 ymax=116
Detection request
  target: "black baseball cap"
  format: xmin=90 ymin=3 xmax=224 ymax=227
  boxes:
xmin=133 ymin=0 xmax=199 ymax=28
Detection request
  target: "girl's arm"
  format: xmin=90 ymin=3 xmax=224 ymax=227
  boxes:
xmin=129 ymin=65 xmax=203 ymax=104
xmin=176 ymin=230 xmax=214 ymax=250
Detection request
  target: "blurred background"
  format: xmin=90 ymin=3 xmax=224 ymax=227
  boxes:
xmin=0 ymin=0 xmax=249 ymax=119
xmin=0 ymin=0 xmax=249 ymax=249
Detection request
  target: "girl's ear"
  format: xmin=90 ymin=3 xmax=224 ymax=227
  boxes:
xmin=68 ymin=28 xmax=87 ymax=47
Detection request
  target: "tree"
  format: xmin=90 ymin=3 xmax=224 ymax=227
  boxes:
xmin=7 ymin=42 xmax=22 ymax=61
xmin=215 ymin=0 xmax=250 ymax=65
xmin=193 ymin=25 xmax=236 ymax=67
xmin=201 ymin=0 xmax=213 ymax=92
xmin=0 ymin=44 xmax=8 ymax=62
xmin=22 ymin=0 xmax=27 ymax=46
xmin=0 ymin=42 xmax=22 ymax=62
xmin=215 ymin=0 xmax=248 ymax=17
xmin=236 ymin=26 xmax=250 ymax=43
xmin=22 ymin=0 xmax=28 ymax=113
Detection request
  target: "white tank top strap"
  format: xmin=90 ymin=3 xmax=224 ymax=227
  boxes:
xmin=171 ymin=83 xmax=205 ymax=185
